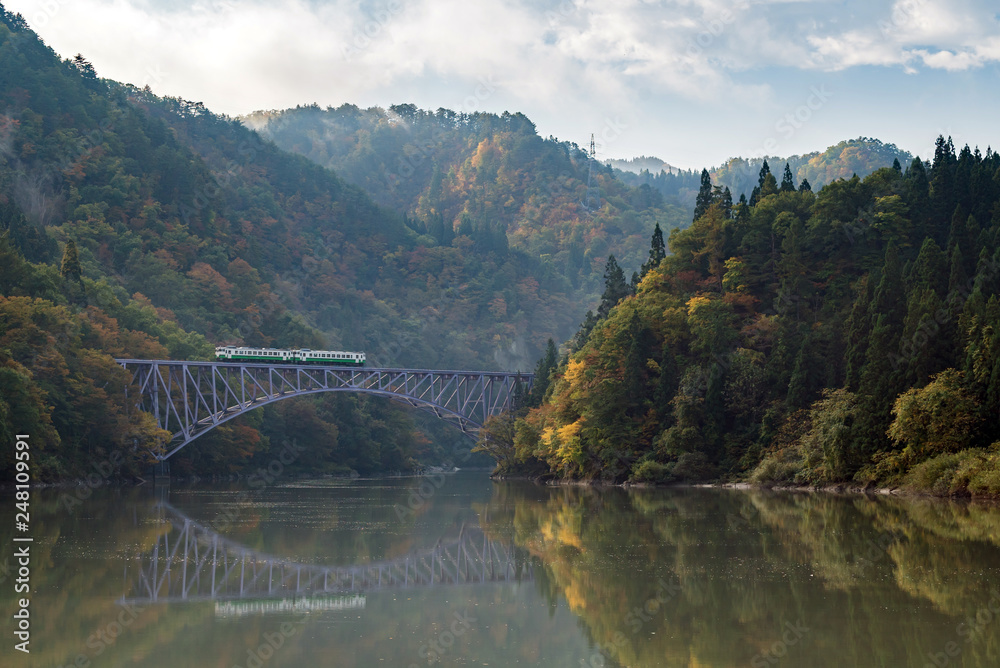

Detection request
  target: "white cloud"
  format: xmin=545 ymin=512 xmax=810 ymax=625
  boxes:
xmin=4 ymin=0 xmax=999 ymax=166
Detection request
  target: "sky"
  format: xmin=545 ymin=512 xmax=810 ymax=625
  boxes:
xmin=6 ymin=0 xmax=1000 ymax=170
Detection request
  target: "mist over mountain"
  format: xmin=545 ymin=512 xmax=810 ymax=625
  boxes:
xmin=605 ymin=156 xmax=678 ymax=175
xmin=614 ymin=137 xmax=915 ymax=210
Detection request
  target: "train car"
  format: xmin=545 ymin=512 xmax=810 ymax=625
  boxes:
xmin=215 ymin=346 xmax=366 ymax=366
xmin=215 ymin=346 xmax=293 ymax=362
xmin=294 ymin=349 xmax=366 ymax=366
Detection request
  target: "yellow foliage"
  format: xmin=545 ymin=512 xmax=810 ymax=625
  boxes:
xmin=686 ymin=293 xmax=713 ymax=317
xmin=557 ymin=418 xmax=583 ymax=443
xmin=565 ymin=357 xmax=586 ymax=387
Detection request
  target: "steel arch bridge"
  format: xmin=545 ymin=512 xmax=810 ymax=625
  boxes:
xmin=117 ymin=360 xmax=532 ymax=460
xmin=121 ymin=503 xmax=532 ymax=607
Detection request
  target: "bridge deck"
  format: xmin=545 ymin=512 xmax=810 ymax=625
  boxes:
xmin=117 ymin=360 xmax=532 ymax=460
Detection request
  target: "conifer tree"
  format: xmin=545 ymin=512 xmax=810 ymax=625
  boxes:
xmin=640 ymin=222 xmax=666 ymax=278
xmin=757 ymin=160 xmax=771 ymax=189
xmin=734 ymin=193 xmax=751 ymax=223
xmin=719 ymin=186 xmax=733 ymax=219
xmin=780 ymin=163 xmax=796 ymax=193
xmin=60 ymin=239 xmax=82 ymax=283
xmin=854 ymin=245 xmax=907 ymax=463
xmin=693 ymin=169 xmax=713 ymax=221
xmin=528 ymin=339 xmax=559 ymax=406
xmin=598 ymin=255 xmax=629 ymax=319
xmin=930 ymin=135 xmax=958 ymax=228
xmin=798 ymin=178 xmax=811 ymax=193
xmin=759 ymin=171 xmax=778 ymax=199
xmin=844 ymin=275 xmax=873 ymax=391
xmin=624 ymin=310 xmax=648 ymax=417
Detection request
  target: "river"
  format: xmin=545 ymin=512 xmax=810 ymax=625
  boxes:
xmin=3 ymin=471 xmax=1000 ymax=667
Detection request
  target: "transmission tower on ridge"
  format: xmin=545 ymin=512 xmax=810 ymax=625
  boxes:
xmin=582 ymin=133 xmax=600 ymax=212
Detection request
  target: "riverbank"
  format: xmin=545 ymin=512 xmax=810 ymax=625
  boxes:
xmin=491 ymin=471 xmax=1000 ymax=501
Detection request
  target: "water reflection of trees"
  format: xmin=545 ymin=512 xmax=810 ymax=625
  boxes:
xmin=2 ymin=481 xmax=597 ymax=667
xmin=480 ymin=484 xmax=1000 ymax=667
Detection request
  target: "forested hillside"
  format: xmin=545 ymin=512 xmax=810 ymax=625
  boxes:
xmin=243 ymin=103 xmax=689 ymax=296
xmin=0 ymin=5 xmax=682 ymax=480
xmin=617 ymin=137 xmax=913 ymax=211
xmin=495 ymin=142 xmax=1000 ymax=496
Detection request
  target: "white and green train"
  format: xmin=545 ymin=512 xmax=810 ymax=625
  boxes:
xmin=215 ymin=346 xmax=366 ymax=366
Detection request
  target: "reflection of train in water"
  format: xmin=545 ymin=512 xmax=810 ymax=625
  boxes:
xmin=215 ymin=346 xmax=366 ymax=366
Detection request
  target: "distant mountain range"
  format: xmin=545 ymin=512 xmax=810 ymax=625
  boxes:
xmin=611 ymin=137 xmax=915 ymax=209
xmin=604 ymin=155 xmax=678 ymax=175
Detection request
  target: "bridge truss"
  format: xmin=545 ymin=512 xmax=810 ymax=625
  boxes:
xmin=117 ymin=360 xmax=532 ymax=460
xmin=121 ymin=504 xmax=531 ymax=606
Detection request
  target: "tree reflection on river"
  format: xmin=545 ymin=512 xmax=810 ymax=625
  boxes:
xmin=478 ymin=482 xmax=1000 ymax=667
xmin=2 ymin=474 xmax=1000 ymax=667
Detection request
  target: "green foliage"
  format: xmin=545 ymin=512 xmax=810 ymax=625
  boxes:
xmin=887 ymin=369 xmax=980 ymax=463
xmin=4 ymin=15 xmax=686 ymax=478
xmin=508 ymin=137 xmax=1000 ymax=495
xmin=598 ymin=255 xmax=629 ymax=319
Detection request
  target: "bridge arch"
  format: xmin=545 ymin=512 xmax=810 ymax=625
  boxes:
xmin=122 ymin=502 xmax=532 ymax=605
xmin=118 ymin=360 xmax=532 ymax=461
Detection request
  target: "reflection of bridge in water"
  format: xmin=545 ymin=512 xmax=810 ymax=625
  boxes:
xmin=121 ymin=504 xmax=531 ymax=606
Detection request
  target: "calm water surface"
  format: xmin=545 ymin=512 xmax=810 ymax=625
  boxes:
xmin=4 ymin=472 xmax=1000 ymax=667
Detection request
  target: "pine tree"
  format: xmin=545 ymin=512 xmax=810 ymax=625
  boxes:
xmin=892 ymin=158 xmax=902 ymax=172
xmin=570 ymin=310 xmax=598 ymax=351
xmin=640 ymin=222 xmax=666 ymax=278
xmin=908 ymin=237 xmax=947 ymax=297
xmin=693 ymin=169 xmax=713 ymax=221
xmin=854 ymin=245 xmax=907 ymax=463
xmin=780 ymin=163 xmax=796 ymax=193
xmin=623 ymin=310 xmax=648 ymax=417
xmin=930 ymin=135 xmax=957 ymax=229
xmin=757 ymin=160 xmax=771 ymax=189
xmin=598 ymin=255 xmax=629 ymax=319
xmin=60 ymin=239 xmax=82 ymax=282
xmin=734 ymin=194 xmax=750 ymax=224
xmin=798 ymin=178 xmax=812 ymax=193
xmin=528 ymin=339 xmax=559 ymax=406
xmin=844 ymin=275 xmax=873 ymax=390
xmin=719 ymin=186 xmax=733 ymax=219
xmin=759 ymin=172 xmax=778 ymax=199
